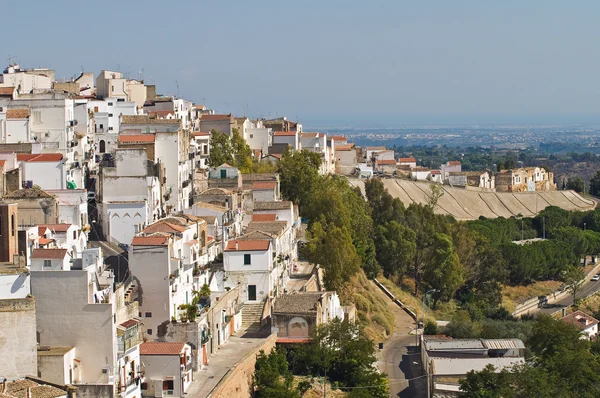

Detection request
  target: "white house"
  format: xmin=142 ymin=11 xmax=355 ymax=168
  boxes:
xmin=224 ymin=239 xmax=274 ymax=302
xmin=96 ymin=70 xmax=127 ymax=100
xmin=252 ymin=201 xmax=297 ymax=228
xmin=37 ymin=223 xmax=87 ymax=258
xmin=0 ymin=64 xmax=53 ymax=94
xmin=192 ymin=131 xmax=210 ymax=169
xmin=334 ymin=144 xmax=357 ymax=175
xmin=299 ymin=132 xmax=334 ymax=174
xmin=31 ymin=247 xmax=143 ymax=398
xmin=129 ymin=215 xmax=209 ymax=337
xmin=30 ymin=248 xmax=70 ymax=271
xmin=89 ymin=97 xmax=137 ymax=153
xmin=441 ymin=160 xmax=462 ymax=179
xmin=17 ymin=153 xmax=67 ymax=190
xmin=273 ymin=131 xmax=299 ymax=151
xmin=252 ymin=181 xmax=278 ymax=202
xmin=2 ymin=107 xmax=30 ymax=143
xmin=398 ymin=157 xmax=417 ymax=169
xmin=140 ymin=342 xmax=193 ymax=398
xmin=246 ymin=123 xmax=273 ymax=154
xmin=561 ymin=311 xmax=599 ymax=340
xmin=45 ymin=189 xmax=89 ymax=229
xmin=98 ymin=148 xmax=163 ymax=245
xmin=429 ymin=170 xmax=443 ymax=184
xmin=410 ymin=167 xmax=432 ymax=181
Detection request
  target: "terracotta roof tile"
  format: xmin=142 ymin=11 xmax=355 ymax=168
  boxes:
xmin=252 ymin=181 xmax=276 ymax=190
xmin=0 ymin=86 xmax=15 ymax=96
xmin=140 ymin=341 xmax=185 ymax=355
xmin=300 ymin=132 xmax=319 ymax=138
xmin=225 ymin=239 xmax=270 ymax=251
xmin=245 ymin=221 xmax=288 ymax=236
xmin=447 ymin=160 xmax=462 ymax=166
xmin=561 ymin=310 xmax=599 ymax=331
xmin=252 ymin=214 xmax=277 ymax=222
xmin=201 ymin=114 xmax=232 ymax=121
xmin=121 ymin=115 xmax=180 ymax=125
xmin=17 ymin=153 xmax=63 ymax=162
xmin=253 ymin=201 xmax=292 ymax=211
xmin=5 ymin=187 xmax=53 ymax=199
xmin=334 ymin=144 xmax=354 ymax=151
xmin=0 ymin=160 xmax=5 ymax=168
xmin=31 ymin=248 xmax=68 ymax=259
xmin=118 ymin=134 xmax=155 ymax=143
xmin=148 ymin=110 xmax=176 ymax=118
xmin=330 ymin=135 xmax=347 ymax=141
xmin=143 ymin=221 xmax=187 ymax=234
xmin=131 ymin=235 xmax=170 ymax=246
xmin=119 ymin=319 xmax=140 ymax=329
xmin=274 ymin=131 xmax=297 ymax=136
xmin=38 ymin=238 xmax=53 ymax=245
xmin=6 ymin=108 xmax=30 ymax=119
xmin=376 ymin=159 xmax=397 ymax=165
xmin=273 ymin=292 xmax=326 ymax=314
xmin=399 ymin=157 xmax=416 ymax=163
xmin=193 ymin=131 xmax=210 ymax=137
xmin=39 ymin=224 xmax=72 ymax=232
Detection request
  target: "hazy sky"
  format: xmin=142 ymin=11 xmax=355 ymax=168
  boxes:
xmin=4 ymin=1 xmax=600 ymax=125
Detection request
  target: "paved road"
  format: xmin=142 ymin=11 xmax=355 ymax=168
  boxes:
xmin=538 ymin=272 xmax=600 ymax=315
xmin=371 ymin=281 xmax=426 ymax=398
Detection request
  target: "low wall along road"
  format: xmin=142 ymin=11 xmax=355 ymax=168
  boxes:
xmin=349 ymin=178 xmax=595 ymax=221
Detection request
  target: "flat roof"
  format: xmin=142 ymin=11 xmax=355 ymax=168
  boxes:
xmin=37 ymin=346 xmax=75 ymax=356
xmin=431 ymin=357 xmax=525 ymax=376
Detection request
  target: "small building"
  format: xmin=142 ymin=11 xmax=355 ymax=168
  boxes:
xmin=223 ymin=239 xmax=273 ymax=302
xmin=199 ymin=114 xmax=234 ymax=135
xmin=441 ymin=160 xmax=462 ymax=179
xmin=496 ymin=167 xmax=555 ymax=192
xmin=3 ymin=188 xmax=59 ymax=227
xmin=448 ymin=171 xmax=494 ymax=189
xmin=561 ymin=310 xmax=599 ymax=340
xmin=252 ymin=181 xmax=278 ymax=202
xmin=429 ymin=170 xmax=443 ymax=184
xmin=398 ymin=157 xmax=417 ymax=169
xmin=0 ymin=377 xmax=75 ymax=398
xmin=272 ymin=291 xmax=354 ymax=342
xmin=410 ymin=167 xmax=431 ymax=181
xmin=375 ymin=159 xmax=397 ymax=174
xmin=208 ymin=163 xmax=241 ymax=190
xmin=334 ymin=144 xmax=358 ymax=175
xmin=140 ymin=342 xmax=193 ymax=398
xmin=273 ymin=131 xmax=299 ymax=151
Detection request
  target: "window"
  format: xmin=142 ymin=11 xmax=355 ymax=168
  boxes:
xmin=147 ymin=329 xmax=152 ymax=335
xmin=73 ymin=230 xmax=77 ymax=240
xmin=94 ymin=106 xmax=99 ymax=113
xmin=117 ymin=98 xmax=125 ymax=102
xmin=108 ymin=127 xmax=114 ymax=131
xmin=249 ymin=134 xmax=254 ymax=138
xmin=10 ymin=214 xmax=14 ymax=236
xmin=145 ymin=312 xmax=152 ymax=317
xmin=108 ymin=113 xmax=113 ymax=117
xmin=244 ymin=254 xmax=251 ymax=265
xmin=108 ymin=102 xmax=113 ymax=106
xmin=43 ymin=260 xmax=52 ymax=268
xmin=33 ymin=111 xmax=42 ymax=124
xmin=163 ymin=380 xmax=174 ymax=391
xmin=99 ymin=124 xmax=104 ymax=129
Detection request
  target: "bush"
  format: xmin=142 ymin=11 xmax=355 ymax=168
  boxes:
xmin=372 ymin=313 xmax=393 ymax=335
xmin=353 ymin=293 xmax=371 ymax=313
xmin=424 ymin=320 xmax=438 ymax=335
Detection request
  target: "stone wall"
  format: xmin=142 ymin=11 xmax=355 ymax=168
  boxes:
xmin=208 ymin=333 xmax=277 ymax=398
xmin=0 ymin=297 xmax=37 ymax=379
xmin=74 ymin=384 xmax=114 ymax=398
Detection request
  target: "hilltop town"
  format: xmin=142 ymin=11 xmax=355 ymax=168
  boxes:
xmin=2 ymin=64 xmax=600 ymax=398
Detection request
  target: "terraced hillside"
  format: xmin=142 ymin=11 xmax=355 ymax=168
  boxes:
xmin=349 ymin=178 xmax=596 ymax=220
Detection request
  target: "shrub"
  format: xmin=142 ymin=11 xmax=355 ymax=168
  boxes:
xmin=424 ymin=320 xmax=438 ymax=335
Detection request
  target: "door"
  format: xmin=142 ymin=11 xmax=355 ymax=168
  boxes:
xmin=220 ymin=169 xmax=227 ymax=179
xmin=248 ymin=285 xmax=257 ymax=301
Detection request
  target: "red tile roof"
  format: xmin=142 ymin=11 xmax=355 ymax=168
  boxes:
xmin=193 ymin=131 xmax=210 ymax=137
xmin=201 ymin=114 xmax=231 ymax=121
xmin=39 ymin=224 xmax=72 ymax=232
xmin=447 ymin=161 xmax=461 ymax=166
xmin=184 ymin=239 xmax=198 ymax=246
xmin=17 ymin=153 xmax=63 ymax=162
xmin=430 ymin=170 xmax=441 ymax=175
xmin=561 ymin=310 xmax=599 ymax=330
xmin=31 ymin=248 xmax=68 ymax=259
xmin=140 ymin=342 xmax=185 ymax=355
xmin=118 ymin=134 xmax=155 ymax=143
xmin=252 ymin=181 xmax=276 ymax=190
xmin=376 ymin=159 xmax=397 ymax=165
xmin=300 ymin=132 xmax=319 ymax=138
xmin=38 ymin=238 xmax=53 ymax=245
xmin=119 ymin=319 xmax=140 ymax=329
xmin=225 ymin=239 xmax=270 ymax=252
xmin=6 ymin=108 xmax=30 ymax=119
xmin=0 ymin=87 xmax=15 ymax=96
xmin=334 ymin=144 xmax=354 ymax=151
xmin=131 ymin=235 xmax=170 ymax=246
xmin=274 ymin=131 xmax=297 ymax=137
xmin=0 ymin=160 xmax=5 ymax=168
xmin=252 ymin=214 xmax=277 ymax=222
xmin=143 ymin=221 xmax=187 ymax=234
xmin=399 ymin=157 xmax=416 ymax=163
xmin=195 ymin=104 xmax=206 ymax=110
xmin=330 ymin=135 xmax=347 ymax=141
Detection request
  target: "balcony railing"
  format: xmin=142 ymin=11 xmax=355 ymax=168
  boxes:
xmin=117 ymin=331 xmax=143 ymax=353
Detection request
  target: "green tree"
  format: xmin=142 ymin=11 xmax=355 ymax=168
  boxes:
xmin=460 ymin=365 xmax=512 ymax=398
xmin=563 ymin=266 xmax=585 ymax=304
xmin=207 ymin=129 xmax=233 ymax=167
xmin=426 ymin=184 xmax=444 ymax=209
xmin=278 ymin=150 xmax=321 ymax=210
xmin=230 ymin=128 xmax=253 ymax=173
xmin=305 ymin=222 xmax=361 ymax=292
xmin=364 ymin=178 xmax=404 ymax=225
xmin=254 ymin=348 xmax=301 ymax=398
xmin=589 ymin=170 xmax=600 ymax=196
xmin=374 ymin=221 xmax=416 ymax=279
xmin=423 ymin=233 xmax=464 ymax=307
xmin=566 ymin=176 xmax=585 ymax=193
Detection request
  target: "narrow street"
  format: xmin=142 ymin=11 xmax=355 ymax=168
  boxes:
xmin=371 ymin=281 xmax=427 ymax=398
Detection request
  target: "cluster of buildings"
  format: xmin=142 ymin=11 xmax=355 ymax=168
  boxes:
xmin=341 ymin=145 xmax=557 ymax=192
xmin=0 ymin=64 xmax=354 ymax=398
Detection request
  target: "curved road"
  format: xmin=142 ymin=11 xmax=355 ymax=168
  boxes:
xmin=371 ymin=282 xmax=426 ymax=398
xmin=538 ymin=269 xmax=600 ymax=315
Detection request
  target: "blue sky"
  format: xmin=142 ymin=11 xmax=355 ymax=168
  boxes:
xmin=4 ymin=1 xmax=600 ymax=125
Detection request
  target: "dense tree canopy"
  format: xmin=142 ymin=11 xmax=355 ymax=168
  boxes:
xmin=207 ymin=128 xmax=253 ymax=172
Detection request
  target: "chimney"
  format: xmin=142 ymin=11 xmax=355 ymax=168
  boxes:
xmin=235 ymin=241 xmax=238 ymax=251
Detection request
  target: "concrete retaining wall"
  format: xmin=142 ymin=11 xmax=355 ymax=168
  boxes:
xmin=208 ymin=333 xmax=278 ymax=398
xmin=373 ymin=278 xmax=417 ymax=320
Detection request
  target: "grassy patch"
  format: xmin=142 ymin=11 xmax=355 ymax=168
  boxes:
xmin=578 ymin=292 xmax=600 ymax=318
xmin=502 ymin=280 xmax=562 ymax=313
xmin=340 ymin=270 xmax=396 ymax=341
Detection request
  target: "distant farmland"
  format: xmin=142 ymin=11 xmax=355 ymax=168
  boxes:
xmin=349 ymin=178 xmax=596 ymax=220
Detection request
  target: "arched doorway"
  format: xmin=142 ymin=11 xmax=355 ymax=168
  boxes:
xmin=99 ymin=140 xmax=106 ymax=153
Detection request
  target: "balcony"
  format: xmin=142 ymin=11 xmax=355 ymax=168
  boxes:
xmin=117 ymin=327 xmax=143 ymax=354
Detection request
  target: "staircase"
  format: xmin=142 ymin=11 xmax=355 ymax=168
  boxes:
xmin=241 ymin=302 xmax=264 ymax=333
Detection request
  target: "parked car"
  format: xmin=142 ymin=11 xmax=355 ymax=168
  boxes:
xmin=591 ymin=274 xmax=600 ymax=282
